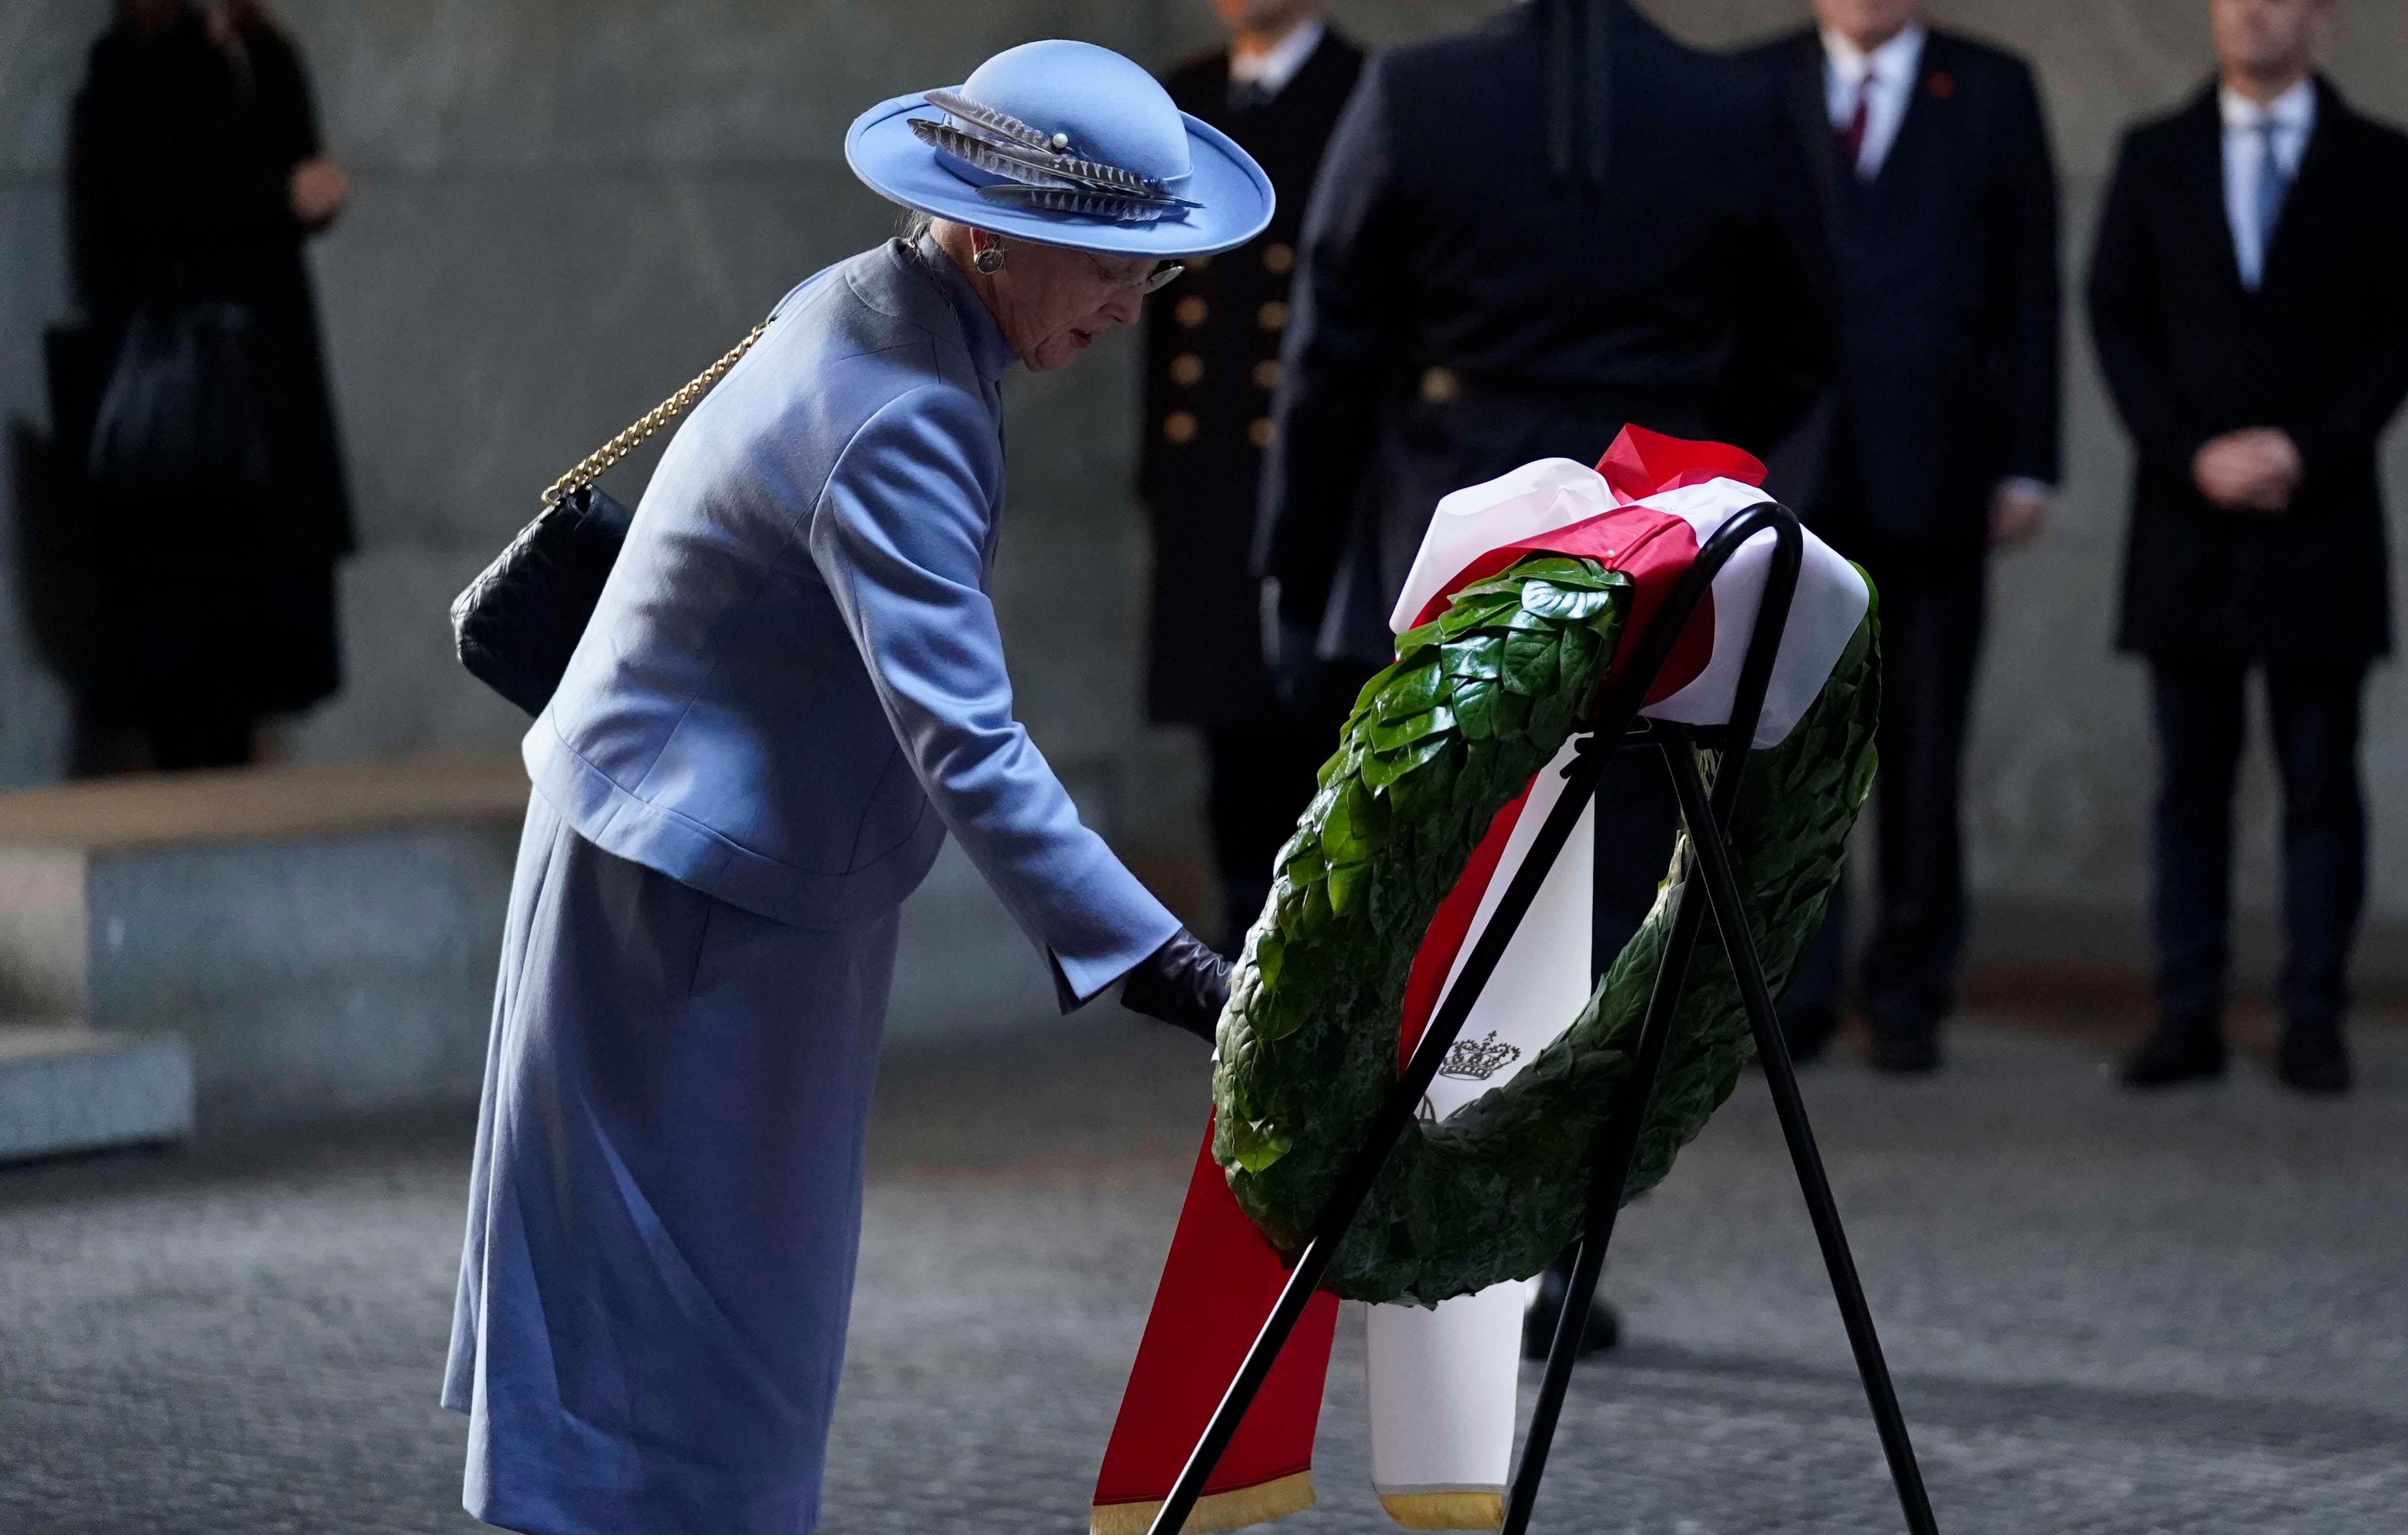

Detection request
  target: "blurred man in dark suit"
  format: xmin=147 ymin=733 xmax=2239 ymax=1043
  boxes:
xmin=2089 ymin=0 xmax=2408 ymax=1096
xmin=1750 ymin=0 xmax=2060 ymax=1073
xmin=1140 ymin=0 xmax=1364 ymax=950
xmin=1258 ymin=0 xmax=1835 ymax=1355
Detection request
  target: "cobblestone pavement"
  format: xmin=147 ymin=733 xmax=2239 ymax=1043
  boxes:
xmin=1 ymin=1016 xmax=2402 ymax=1535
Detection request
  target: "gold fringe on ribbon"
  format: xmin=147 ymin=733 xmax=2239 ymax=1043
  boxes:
xmin=1091 ymin=1471 xmax=1318 ymax=1535
xmin=1376 ymin=1486 xmax=1506 ymax=1531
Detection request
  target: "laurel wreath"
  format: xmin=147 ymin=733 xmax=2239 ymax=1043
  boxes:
xmin=1210 ymin=554 xmax=1881 ymax=1305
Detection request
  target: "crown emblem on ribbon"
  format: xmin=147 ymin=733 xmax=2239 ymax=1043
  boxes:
xmin=1437 ymin=1030 xmax=1523 ymax=1083
xmin=913 ymin=89 xmax=1203 ymax=224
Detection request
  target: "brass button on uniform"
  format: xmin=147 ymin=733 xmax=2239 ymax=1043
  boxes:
xmin=1420 ymin=366 xmax=1461 ymax=403
xmin=1248 ymin=417 xmax=1277 ymax=449
xmin=1258 ymin=300 xmax=1290 ymax=332
xmin=1253 ymin=358 xmax=1282 ymax=390
xmin=1170 ymin=353 xmax=1205 ymax=386
xmin=1175 ymin=296 xmax=1209 ymax=328
xmin=1163 ymin=411 xmax=1199 ymax=444
xmin=1262 ymin=243 xmax=1294 ymax=274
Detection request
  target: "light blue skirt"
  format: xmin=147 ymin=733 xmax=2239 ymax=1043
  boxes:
xmin=444 ymin=792 xmax=900 ymax=1535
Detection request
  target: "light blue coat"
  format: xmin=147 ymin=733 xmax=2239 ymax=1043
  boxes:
xmin=529 ymin=234 xmax=1176 ymax=997
xmin=447 ymin=238 xmax=1178 ymax=1535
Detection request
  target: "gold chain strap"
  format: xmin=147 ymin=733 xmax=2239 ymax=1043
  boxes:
xmin=539 ymin=320 xmax=773 ymax=506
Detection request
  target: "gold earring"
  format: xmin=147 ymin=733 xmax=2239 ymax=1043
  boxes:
xmin=974 ymin=245 xmax=1005 ymax=274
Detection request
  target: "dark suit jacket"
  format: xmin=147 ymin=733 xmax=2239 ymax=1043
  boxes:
xmin=1754 ymin=26 xmax=2059 ymax=547
xmin=1260 ymin=0 xmax=1836 ymax=661
xmin=1140 ymin=30 xmax=1364 ymax=727
xmin=2088 ymin=79 xmax=2408 ymax=658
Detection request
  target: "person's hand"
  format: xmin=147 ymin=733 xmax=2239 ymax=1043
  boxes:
xmin=1988 ymin=479 xmax=2051 ymax=551
xmin=289 ymin=156 xmax=351 ymax=228
xmin=2193 ymin=429 xmax=2301 ymax=514
xmin=1120 ymin=928 xmax=1231 ymax=1045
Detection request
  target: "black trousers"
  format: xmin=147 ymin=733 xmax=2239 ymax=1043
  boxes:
xmin=1203 ymin=655 xmax=1397 ymax=947
xmin=1204 ymin=724 xmax=1332 ymax=950
xmin=1592 ymin=747 xmax=1680 ymax=981
xmin=1784 ymin=534 xmax=1989 ymax=1042
xmin=2147 ymin=655 xmax=2367 ymax=1034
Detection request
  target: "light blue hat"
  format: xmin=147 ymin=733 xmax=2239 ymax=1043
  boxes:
xmin=846 ymin=39 xmax=1275 ymax=259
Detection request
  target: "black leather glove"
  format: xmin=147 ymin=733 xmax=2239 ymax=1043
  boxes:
xmin=1121 ymin=928 xmax=1232 ymax=1044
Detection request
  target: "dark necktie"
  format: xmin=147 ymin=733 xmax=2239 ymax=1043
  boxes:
xmin=1833 ymin=83 xmax=1870 ymax=178
xmin=1228 ymin=79 xmax=1272 ymax=114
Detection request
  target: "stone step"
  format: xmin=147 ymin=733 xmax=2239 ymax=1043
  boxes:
xmin=0 ymin=753 xmax=528 ymax=1127
xmin=0 ymin=1023 xmax=193 ymax=1162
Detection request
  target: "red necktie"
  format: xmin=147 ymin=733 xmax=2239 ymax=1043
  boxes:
xmin=1834 ymin=85 xmax=1869 ymax=176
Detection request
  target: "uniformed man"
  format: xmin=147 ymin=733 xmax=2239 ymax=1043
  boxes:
xmin=1139 ymin=0 xmax=1365 ymax=949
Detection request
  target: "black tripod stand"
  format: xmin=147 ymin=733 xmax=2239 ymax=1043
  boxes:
xmin=1141 ymin=504 xmax=1940 ymax=1535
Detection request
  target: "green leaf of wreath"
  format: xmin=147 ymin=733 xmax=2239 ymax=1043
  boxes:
xmin=1501 ymin=629 xmax=1560 ymax=695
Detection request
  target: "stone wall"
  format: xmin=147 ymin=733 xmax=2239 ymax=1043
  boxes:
xmin=2 ymin=1 xmax=2405 ymax=983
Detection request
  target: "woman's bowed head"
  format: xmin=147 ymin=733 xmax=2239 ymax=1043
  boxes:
xmin=848 ymin=38 xmax=1276 ymax=369
xmin=932 ymin=222 xmax=1185 ymax=373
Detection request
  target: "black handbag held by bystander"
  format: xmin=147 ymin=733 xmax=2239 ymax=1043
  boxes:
xmin=87 ymin=294 xmax=272 ymax=501
xmin=451 ymin=320 xmax=768 ymax=716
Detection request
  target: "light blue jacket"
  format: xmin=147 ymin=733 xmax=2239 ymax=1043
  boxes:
xmin=526 ymin=237 xmax=1178 ymax=1003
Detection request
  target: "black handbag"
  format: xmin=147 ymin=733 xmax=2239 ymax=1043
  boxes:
xmin=44 ymin=321 xmax=111 ymax=470
xmin=87 ymin=297 xmax=272 ymax=500
xmin=451 ymin=321 xmax=767 ymax=715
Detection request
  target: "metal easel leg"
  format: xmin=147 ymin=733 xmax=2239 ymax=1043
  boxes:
xmin=1504 ymin=511 xmax=1936 ymax=1533
xmin=1505 ymin=500 xmax=1810 ymax=1535
xmin=1662 ymin=740 xmax=1941 ymax=1535
xmin=1498 ymin=729 xmax=1712 ymax=1535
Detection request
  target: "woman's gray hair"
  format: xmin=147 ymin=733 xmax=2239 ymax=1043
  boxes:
xmin=897 ymin=208 xmax=1003 ymax=250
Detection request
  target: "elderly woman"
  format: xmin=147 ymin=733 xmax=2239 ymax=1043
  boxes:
xmin=443 ymin=40 xmax=1273 ymax=1535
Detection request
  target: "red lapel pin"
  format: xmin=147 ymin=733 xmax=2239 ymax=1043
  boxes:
xmin=1926 ymin=71 xmax=1955 ymax=99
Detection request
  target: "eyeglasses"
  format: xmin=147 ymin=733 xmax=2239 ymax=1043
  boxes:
xmin=1134 ymin=260 xmax=1187 ymax=295
xmin=1088 ymin=255 xmax=1187 ymax=295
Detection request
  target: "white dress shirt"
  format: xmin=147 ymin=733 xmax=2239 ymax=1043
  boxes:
xmin=1229 ymin=18 xmax=1324 ymax=101
xmin=2220 ymin=78 xmax=2315 ymax=290
xmin=1822 ymin=23 xmax=1926 ymax=181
